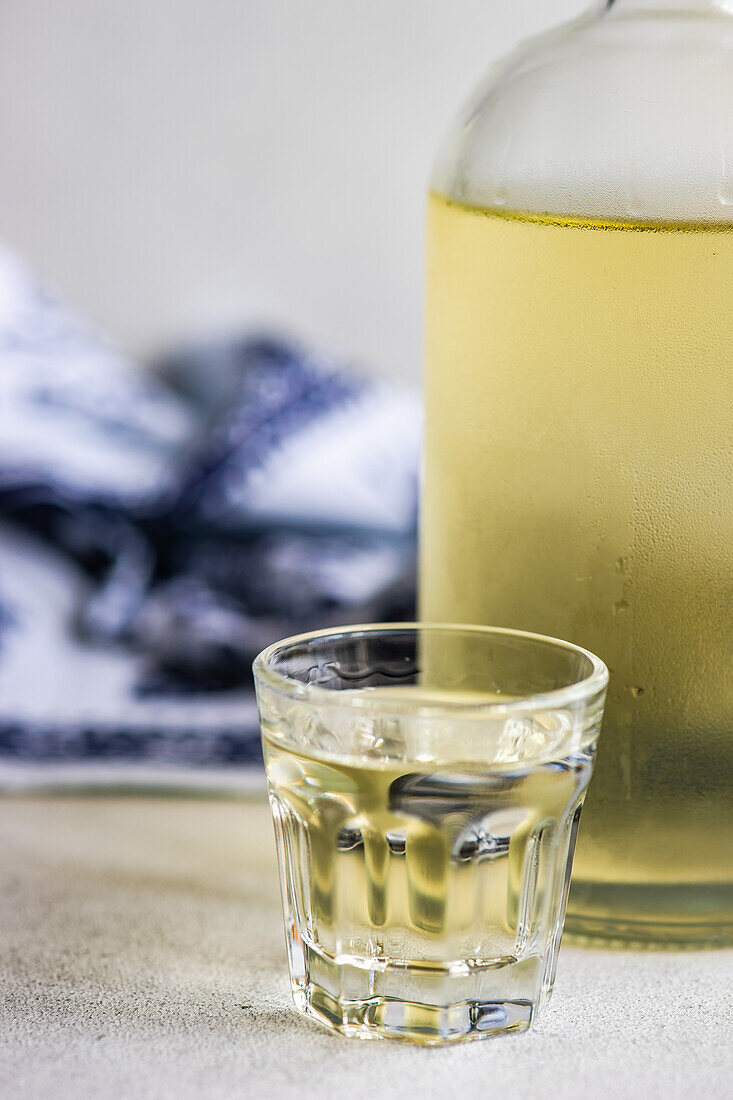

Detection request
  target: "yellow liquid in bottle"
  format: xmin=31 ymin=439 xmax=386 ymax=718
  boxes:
xmin=421 ymin=192 xmax=733 ymax=943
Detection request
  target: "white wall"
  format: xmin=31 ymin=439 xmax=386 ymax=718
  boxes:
xmin=0 ymin=0 xmax=584 ymax=378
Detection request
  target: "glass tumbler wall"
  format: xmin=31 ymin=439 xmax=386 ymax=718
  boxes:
xmin=421 ymin=0 xmax=733 ymax=944
xmin=254 ymin=624 xmax=607 ymax=1044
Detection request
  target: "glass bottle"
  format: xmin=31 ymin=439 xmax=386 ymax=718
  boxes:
xmin=421 ymin=0 xmax=733 ymax=945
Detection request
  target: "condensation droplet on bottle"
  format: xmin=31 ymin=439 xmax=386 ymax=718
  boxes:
xmin=615 ymin=556 xmax=628 ymax=575
xmin=716 ymin=183 xmax=733 ymax=208
xmin=612 ymin=599 xmax=630 ymax=617
xmin=629 ymin=686 xmax=645 ymax=699
xmin=717 ymin=147 xmax=733 ymax=206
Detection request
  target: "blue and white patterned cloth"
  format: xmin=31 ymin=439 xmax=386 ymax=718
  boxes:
xmin=0 ymin=247 xmax=419 ymax=783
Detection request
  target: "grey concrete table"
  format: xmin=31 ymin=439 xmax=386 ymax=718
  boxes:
xmin=2 ymin=796 xmax=731 ymax=1100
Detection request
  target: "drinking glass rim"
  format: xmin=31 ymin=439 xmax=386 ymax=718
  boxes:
xmin=252 ymin=622 xmax=608 ymax=717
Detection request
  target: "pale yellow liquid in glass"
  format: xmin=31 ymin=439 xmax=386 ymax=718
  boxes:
xmin=422 ymin=193 xmax=733 ymax=943
xmin=261 ymin=680 xmax=596 ymax=1039
xmin=263 ymin=730 xmax=590 ymax=960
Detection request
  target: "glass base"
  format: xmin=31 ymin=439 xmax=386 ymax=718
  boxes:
xmin=293 ymin=984 xmax=532 ymax=1044
xmin=289 ymin=938 xmax=537 ymax=1045
xmin=567 ymin=880 xmax=733 ymax=948
xmin=565 ymin=916 xmax=733 ymax=950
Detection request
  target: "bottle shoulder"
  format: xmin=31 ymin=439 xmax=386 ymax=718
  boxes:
xmin=432 ymin=11 xmax=733 ymax=221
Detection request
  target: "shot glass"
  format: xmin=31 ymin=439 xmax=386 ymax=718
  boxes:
xmin=254 ymin=623 xmax=607 ymax=1044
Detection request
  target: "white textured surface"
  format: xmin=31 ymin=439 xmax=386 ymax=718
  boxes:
xmin=2 ymin=796 xmax=731 ymax=1100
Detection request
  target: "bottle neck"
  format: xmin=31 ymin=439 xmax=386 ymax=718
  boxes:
xmin=604 ymin=0 xmax=733 ymax=12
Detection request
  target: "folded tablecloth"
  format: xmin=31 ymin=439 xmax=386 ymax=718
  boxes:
xmin=0 ymin=247 xmax=419 ymax=784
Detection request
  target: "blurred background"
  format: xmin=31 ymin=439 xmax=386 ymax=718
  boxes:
xmin=0 ymin=0 xmax=584 ymax=786
xmin=0 ymin=0 xmax=583 ymax=378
